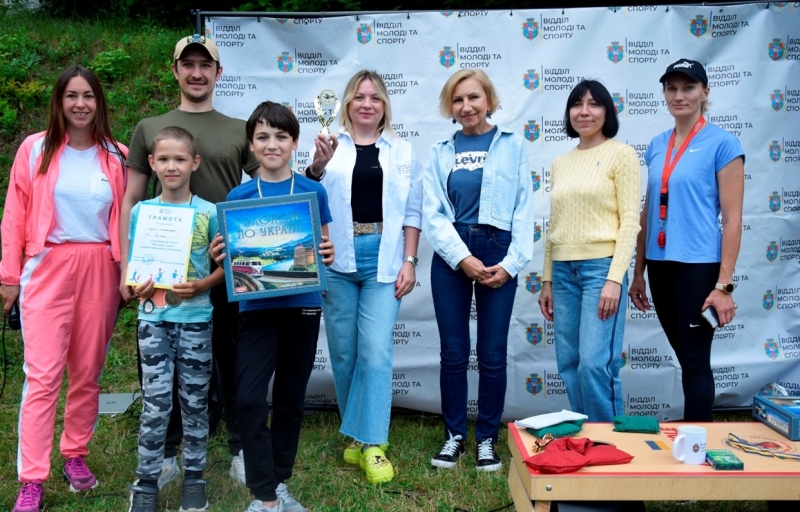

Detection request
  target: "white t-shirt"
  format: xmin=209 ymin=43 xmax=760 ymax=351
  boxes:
xmin=47 ymin=145 xmax=113 ymax=243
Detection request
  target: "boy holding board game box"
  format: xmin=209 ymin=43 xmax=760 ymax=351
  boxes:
xmin=211 ymin=101 xmax=334 ymax=512
xmin=127 ymin=126 xmax=224 ymax=512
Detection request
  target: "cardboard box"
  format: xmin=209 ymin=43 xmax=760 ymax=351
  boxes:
xmin=753 ymin=395 xmax=800 ymax=441
xmin=706 ymin=449 xmax=744 ymax=470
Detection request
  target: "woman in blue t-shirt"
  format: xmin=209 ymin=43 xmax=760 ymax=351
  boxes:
xmin=629 ymin=59 xmax=745 ymax=422
xmin=422 ymin=68 xmax=533 ymax=472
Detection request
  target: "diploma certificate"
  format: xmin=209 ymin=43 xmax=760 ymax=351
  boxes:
xmin=125 ymin=203 xmax=197 ymax=289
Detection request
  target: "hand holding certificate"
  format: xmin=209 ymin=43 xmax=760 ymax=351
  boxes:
xmin=125 ymin=203 xmax=197 ymax=289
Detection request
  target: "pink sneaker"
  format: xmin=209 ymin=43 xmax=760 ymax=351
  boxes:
xmin=63 ymin=457 xmax=98 ymax=492
xmin=12 ymin=482 xmax=43 ymax=512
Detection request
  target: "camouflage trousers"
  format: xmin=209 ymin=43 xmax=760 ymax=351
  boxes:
xmin=136 ymin=320 xmax=212 ymax=480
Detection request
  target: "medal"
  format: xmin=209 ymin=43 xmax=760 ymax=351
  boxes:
xmin=166 ymin=290 xmax=183 ymax=306
xmin=143 ymin=299 xmax=155 ymax=314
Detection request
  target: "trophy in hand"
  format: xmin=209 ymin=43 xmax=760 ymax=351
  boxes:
xmin=314 ymin=89 xmax=341 ymax=136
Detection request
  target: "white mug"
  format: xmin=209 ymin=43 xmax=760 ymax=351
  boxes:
xmin=672 ymin=425 xmax=708 ymax=465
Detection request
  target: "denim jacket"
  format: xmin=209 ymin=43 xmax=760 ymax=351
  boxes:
xmin=317 ymin=129 xmax=423 ymax=282
xmin=422 ymin=125 xmax=533 ymax=278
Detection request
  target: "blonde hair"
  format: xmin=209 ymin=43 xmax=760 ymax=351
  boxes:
xmin=438 ymin=68 xmax=501 ymax=119
xmin=339 ymin=70 xmax=393 ymax=136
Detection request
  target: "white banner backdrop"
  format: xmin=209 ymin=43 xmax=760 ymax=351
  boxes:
xmin=206 ymin=3 xmax=800 ymax=421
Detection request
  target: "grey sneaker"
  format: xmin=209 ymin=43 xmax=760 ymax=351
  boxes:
xmin=276 ymin=483 xmax=306 ymax=512
xmin=178 ymin=478 xmax=208 ymax=512
xmin=158 ymin=456 xmax=180 ymax=489
xmin=230 ymin=450 xmax=246 ymax=485
xmin=127 ymin=481 xmax=158 ymax=512
xmin=244 ymin=499 xmax=283 ymax=512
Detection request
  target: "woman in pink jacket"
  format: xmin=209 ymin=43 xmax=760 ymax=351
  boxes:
xmin=0 ymin=66 xmax=127 ymax=512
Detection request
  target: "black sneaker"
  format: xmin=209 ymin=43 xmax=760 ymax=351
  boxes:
xmin=179 ymin=478 xmax=209 ymax=512
xmin=476 ymin=438 xmax=502 ymax=472
xmin=127 ymin=481 xmax=158 ymax=512
xmin=431 ymin=431 xmax=465 ymax=469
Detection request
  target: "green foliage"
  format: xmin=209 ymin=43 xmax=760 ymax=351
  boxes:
xmin=0 ymin=34 xmax=42 ymax=82
xmin=39 ymin=0 xmax=210 ymax=26
xmin=117 ymin=302 xmax=140 ymax=332
xmin=0 ymin=11 xmax=186 ymax=222
xmin=90 ymin=48 xmax=132 ymax=82
xmin=0 ymin=78 xmax=48 ymax=111
xmin=235 ymin=0 xmax=361 ymax=12
xmin=0 ymin=98 xmax=18 ymax=136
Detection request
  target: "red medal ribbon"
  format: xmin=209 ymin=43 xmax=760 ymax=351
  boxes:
xmin=658 ymin=116 xmax=706 ymax=248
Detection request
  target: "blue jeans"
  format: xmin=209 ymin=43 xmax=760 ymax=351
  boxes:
xmin=430 ymin=224 xmax=518 ymax=442
xmin=551 ymin=258 xmax=627 ymax=422
xmin=323 ymin=233 xmax=400 ymax=444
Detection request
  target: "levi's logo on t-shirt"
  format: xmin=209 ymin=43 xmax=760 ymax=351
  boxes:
xmin=453 ymin=151 xmax=487 ymax=172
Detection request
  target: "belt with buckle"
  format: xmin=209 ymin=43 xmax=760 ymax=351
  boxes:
xmin=353 ymin=222 xmax=383 ymax=235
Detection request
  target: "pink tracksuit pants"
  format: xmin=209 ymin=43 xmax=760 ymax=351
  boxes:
xmin=17 ymin=242 xmax=119 ymax=482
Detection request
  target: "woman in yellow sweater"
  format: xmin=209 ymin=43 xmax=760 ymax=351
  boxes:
xmin=537 ymin=80 xmax=641 ymax=421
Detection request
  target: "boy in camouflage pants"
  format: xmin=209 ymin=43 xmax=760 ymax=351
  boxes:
xmin=126 ymin=127 xmax=224 ymax=512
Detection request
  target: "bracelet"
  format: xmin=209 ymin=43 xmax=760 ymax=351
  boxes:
xmin=305 ymin=166 xmax=325 ymax=182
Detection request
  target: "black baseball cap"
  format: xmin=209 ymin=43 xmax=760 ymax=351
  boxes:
xmin=659 ymin=58 xmax=708 ymax=87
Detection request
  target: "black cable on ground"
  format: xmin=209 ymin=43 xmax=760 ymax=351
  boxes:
xmin=0 ymin=316 xmax=9 ymax=401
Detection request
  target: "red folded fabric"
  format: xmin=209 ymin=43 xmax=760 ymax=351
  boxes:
xmin=584 ymin=444 xmax=634 ymax=466
xmin=547 ymin=436 xmax=593 ymax=454
xmin=523 ymin=437 xmax=634 ymax=474
xmin=524 ymin=450 xmax=589 ymax=474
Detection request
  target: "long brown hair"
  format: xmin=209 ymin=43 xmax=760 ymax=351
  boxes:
xmin=38 ymin=66 xmax=123 ymax=175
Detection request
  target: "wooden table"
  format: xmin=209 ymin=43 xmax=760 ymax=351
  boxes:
xmin=507 ymin=421 xmax=800 ymax=511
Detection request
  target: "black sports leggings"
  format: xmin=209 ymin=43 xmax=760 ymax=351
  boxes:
xmin=646 ymin=260 xmax=720 ymax=422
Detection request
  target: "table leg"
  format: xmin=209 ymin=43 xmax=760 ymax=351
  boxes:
xmin=507 ymin=461 xmax=536 ymax=512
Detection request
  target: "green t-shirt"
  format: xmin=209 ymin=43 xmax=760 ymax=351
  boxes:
xmin=127 ymin=109 xmax=259 ymax=204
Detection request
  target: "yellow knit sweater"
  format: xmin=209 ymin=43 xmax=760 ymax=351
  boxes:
xmin=542 ymin=139 xmax=642 ymax=284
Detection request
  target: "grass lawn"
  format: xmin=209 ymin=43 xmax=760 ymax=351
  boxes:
xmin=0 ymin=303 xmax=775 ymax=512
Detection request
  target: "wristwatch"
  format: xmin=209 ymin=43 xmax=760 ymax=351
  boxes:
xmin=715 ymin=282 xmax=735 ymax=294
xmin=404 ymin=255 xmax=419 ymax=267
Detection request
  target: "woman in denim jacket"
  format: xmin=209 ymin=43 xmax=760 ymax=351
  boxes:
xmin=306 ymin=70 xmax=423 ymax=484
xmin=422 ymin=68 xmax=533 ymax=472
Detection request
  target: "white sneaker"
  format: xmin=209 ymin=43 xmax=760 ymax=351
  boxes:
xmin=158 ymin=456 xmax=180 ymax=489
xmin=244 ymin=499 xmax=283 ymax=512
xmin=276 ymin=483 xmax=306 ymax=512
xmin=230 ymin=450 xmax=246 ymax=485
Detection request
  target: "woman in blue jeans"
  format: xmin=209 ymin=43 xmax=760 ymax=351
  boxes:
xmin=305 ymin=70 xmax=422 ymax=484
xmin=537 ymin=80 xmax=641 ymax=421
xmin=423 ymin=68 xmax=533 ymax=472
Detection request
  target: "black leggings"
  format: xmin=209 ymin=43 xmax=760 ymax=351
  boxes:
xmin=646 ymin=260 xmax=720 ymax=422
